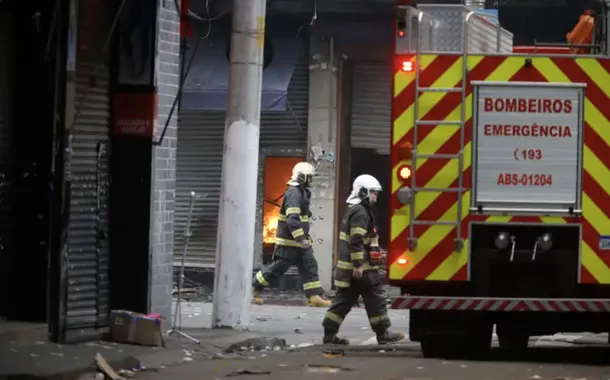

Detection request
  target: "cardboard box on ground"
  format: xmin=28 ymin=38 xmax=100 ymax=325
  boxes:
xmin=109 ymin=310 xmax=165 ymax=347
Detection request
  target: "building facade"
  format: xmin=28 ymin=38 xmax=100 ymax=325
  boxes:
xmin=0 ymin=0 xmax=180 ymax=343
xmin=172 ymin=1 xmax=397 ymax=293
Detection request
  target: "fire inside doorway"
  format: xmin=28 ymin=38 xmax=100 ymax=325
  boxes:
xmin=262 ymin=156 xmax=303 ymax=261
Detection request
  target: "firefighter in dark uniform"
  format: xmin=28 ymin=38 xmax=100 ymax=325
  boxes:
xmin=322 ymin=174 xmax=405 ymax=345
xmin=252 ymin=162 xmax=332 ymax=307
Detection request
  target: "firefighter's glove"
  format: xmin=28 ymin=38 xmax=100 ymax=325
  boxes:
xmin=369 ymin=250 xmax=384 ymax=266
xmin=352 ymin=266 xmax=364 ymax=279
xmin=300 ymin=239 xmax=312 ymax=249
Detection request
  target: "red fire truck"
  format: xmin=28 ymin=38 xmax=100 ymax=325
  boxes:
xmin=388 ymin=4 xmax=610 ymax=358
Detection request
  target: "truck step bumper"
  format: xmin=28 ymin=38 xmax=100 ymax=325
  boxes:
xmin=391 ymin=296 xmax=610 ymax=312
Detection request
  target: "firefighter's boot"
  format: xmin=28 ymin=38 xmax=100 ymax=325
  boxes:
xmin=323 ymin=333 xmax=350 ymax=345
xmin=377 ymin=330 xmax=405 ymax=345
xmin=252 ymin=289 xmax=264 ymax=305
xmin=307 ymin=295 xmax=332 ymax=307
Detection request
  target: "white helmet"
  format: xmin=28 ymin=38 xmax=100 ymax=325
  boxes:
xmin=346 ymin=174 xmax=382 ymax=205
xmin=287 ymin=162 xmax=316 ymax=186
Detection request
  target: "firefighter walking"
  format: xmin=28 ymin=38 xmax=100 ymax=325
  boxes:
xmin=322 ymin=174 xmax=405 ymax=345
xmin=252 ymin=162 xmax=332 ymax=307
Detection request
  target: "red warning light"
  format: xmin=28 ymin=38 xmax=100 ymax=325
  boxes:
xmin=401 ymin=61 xmax=414 ymax=72
xmin=398 ymin=165 xmax=412 ymax=181
xmin=398 ymin=30 xmax=405 ymax=37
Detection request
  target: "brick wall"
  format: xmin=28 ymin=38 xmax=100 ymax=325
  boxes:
xmin=149 ymin=0 xmax=181 ymax=320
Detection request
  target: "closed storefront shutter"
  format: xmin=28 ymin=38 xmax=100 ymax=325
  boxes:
xmin=64 ymin=0 xmax=111 ymax=341
xmin=174 ymin=39 xmax=309 ymax=268
xmin=0 ymin=9 xmax=13 ymax=304
xmin=174 ymin=111 xmax=225 ymax=267
xmin=350 ymin=60 xmax=392 ymax=154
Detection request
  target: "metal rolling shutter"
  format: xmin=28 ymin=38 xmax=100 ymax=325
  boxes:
xmin=174 ymin=111 xmax=225 ymax=268
xmin=174 ymin=38 xmax=309 ymax=268
xmin=65 ymin=1 xmax=110 ymax=340
xmin=0 ymin=10 xmax=13 ymax=300
xmin=350 ymin=60 xmax=393 ymax=154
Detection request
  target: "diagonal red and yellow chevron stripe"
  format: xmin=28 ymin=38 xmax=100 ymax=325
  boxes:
xmin=389 ymin=54 xmax=610 ymax=284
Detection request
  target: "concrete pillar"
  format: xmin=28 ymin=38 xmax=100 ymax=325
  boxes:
xmin=307 ymin=30 xmax=338 ymax=293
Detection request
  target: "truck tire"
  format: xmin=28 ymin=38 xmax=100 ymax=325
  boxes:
xmin=497 ymin=324 xmax=529 ymax=350
xmin=421 ymin=324 xmax=492 ymax=360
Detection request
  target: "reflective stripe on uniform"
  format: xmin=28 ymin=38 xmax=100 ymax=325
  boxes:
xmin=274 ymin=237 xmax=302 ymax=247
xmin=292 ymin=228 xmax=305 ymax=238
xmin=369 ymin=315 xmax=389 ymax=325
xmin=255 ymin=271 xmax=269 ymax=286
xmin=340 ymin=231 xmax=370 ymax=244
xmin=286 ymin=207 xmax=301 ymax=215
xmin=324 ymin=311 xmax=343 ymax=325
xmin=350 ymin=227 xmax=368 ymax=236
xmin=334 ymin=280 xmax=350 ymax=288
xmin=370 ymin=236 xmax=380 ymax=247
xmin=303 ymin=281 xmax=321 ymax=290
xmin=336 ymin=260 xmax=379 ymax=271
xmin=350 ymin=251 xmax=364 ymax=261
xmin=278 ymin=214 xmax=309 ymax=222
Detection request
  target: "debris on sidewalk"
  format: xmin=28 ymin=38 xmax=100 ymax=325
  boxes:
xmin=109 ymin=310 xmax=165 ymax=347
xmin=117 ymin=369 xmax=137 ymax=378
xmin=224 ymin=337 xmax=287 ymax=353
xmin=226 ymin=368 xmax=271 ymax=376
xmin=305 ymin=365 xmax=350 ymax=373
xmin=95 ymin=353 xmax=125 ymax=380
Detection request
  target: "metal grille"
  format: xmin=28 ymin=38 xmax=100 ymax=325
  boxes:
xmin=0 ymin=10 xmax=13 ymax=303
xmin=174 ymin=37 xmax=309 ymax=267
xmin=65 ymin=1 xmax=110 ymax=338
xmin=350 ymin=60 xmax=393 ymax=153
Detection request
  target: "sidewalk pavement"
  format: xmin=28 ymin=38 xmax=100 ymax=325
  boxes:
xmin=1 ymin=303 xmax=608 ymax=379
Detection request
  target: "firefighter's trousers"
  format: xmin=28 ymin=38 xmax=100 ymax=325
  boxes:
xmin=253 ymin=245 xmax=324 ymax=298
xmin=322 ymin=270 xmax=390 ymax=335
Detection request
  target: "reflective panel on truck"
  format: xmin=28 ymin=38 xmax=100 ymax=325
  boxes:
xmin=389 ymin=54 xmax=610 ymax=284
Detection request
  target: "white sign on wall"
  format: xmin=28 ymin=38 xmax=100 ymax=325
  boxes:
xmin=471 ymin=81 xmax=585 ymax=214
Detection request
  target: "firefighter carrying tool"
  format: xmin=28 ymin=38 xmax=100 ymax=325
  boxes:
xmin=323 ymin=175 xmax=405 ymax=345
xmin=252 ymin=162 xmax=332 ymax=307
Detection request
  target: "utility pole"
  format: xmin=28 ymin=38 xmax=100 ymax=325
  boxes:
xmin=212 ymin=0 xmax=266 ymax=328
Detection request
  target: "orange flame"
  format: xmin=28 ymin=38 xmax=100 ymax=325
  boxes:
xmin=263 ymin=209 xmax=279 ymax=243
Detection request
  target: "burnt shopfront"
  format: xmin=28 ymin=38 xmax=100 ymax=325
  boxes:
xmin=174 ymin=14 xmax=310 ymax=271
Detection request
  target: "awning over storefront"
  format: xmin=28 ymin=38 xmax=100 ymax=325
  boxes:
xmin=181 ymin=19 xmax=300 ymax=112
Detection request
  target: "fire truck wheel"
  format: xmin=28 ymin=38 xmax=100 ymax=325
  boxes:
xmin=420 ymin=324 xmax=492 ymax=360
xmin=497 ymin=327 xmax=529 ymax=350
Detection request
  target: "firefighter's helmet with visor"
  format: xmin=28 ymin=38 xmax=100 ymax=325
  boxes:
xmin=287 ymin=162 xmax=316 ymax=186
xmin=346 ymin=174 xmax=382 ymax=205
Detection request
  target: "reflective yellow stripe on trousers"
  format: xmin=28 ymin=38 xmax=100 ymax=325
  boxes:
xmin=303 ymin=281 xmax=321 ymax=290
xmin=324 ymin=311 xmax=343 ymax=325
xmin=369 ymin=315 xmax=389 ymax=325
xmin=255 ymin=271 xmax=269 ymax=286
